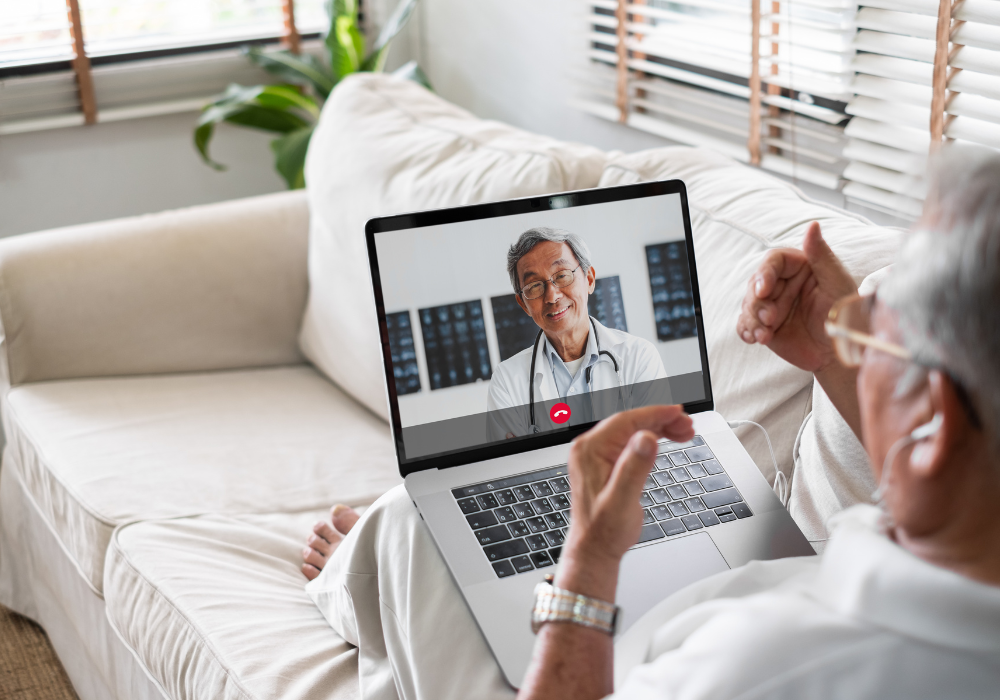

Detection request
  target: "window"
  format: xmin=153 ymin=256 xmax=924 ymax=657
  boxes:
xmin=579 ymin=0 xmax=1000 ymax=220
xmin=0 ymin=0 xmax=331 ymax=134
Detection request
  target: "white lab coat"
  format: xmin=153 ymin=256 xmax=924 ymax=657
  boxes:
xmin=486 ymin=319 xmax=669 ymax=437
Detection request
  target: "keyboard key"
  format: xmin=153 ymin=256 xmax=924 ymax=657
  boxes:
xmin=507 ymin=521 xmax=530 ymax=537
xmin=457 ymin=498 xmax=480 ymax=514
xmin=666 ymin=484 xmax=687 ymax=500
xmin=714 ymin=506 xmax=734 ymax=516
xmin=687 ymin=463 xmax=708 ymax=479
xmin=551 ymin=494 xmax=571 ymax=510
xmin=514 ymin=486 xmax=536 ymax=502
xmin=475 ymin=525 xmax=512 ymax=545
xmin=701 ymin=474 xmax=734 ymax=492
xmin=549 ymin=547 xmax=562 ymax=563
xmin=732 ymin=502 xmax=753 ymax=519
xmin=684 ymin=497 xmax=706 ymax=512
xmin=702 ymin=488 xmax=743 ymax=509
xmin=495 ymin=489 xmax=517 ymax=506
xmin=661 ymin=519 xmax=686 ymax=536
xmin=544 ymin=512 xmax=567 ymax=529
xmin=511 ymin=555 xmax=534 ymax=573
xmin=530 ymin=551 xmax=554 ymax=568
xmin=669 ymin=467 xmax=691 ymax=482
xmin=526 ymin=534 xmax=548 ymax=551
xmin=637 ymin=523 xmax=666 ymax=543
xmin=477 ymin=493 xmax=499 ymax=510
xmin=525 ymin=516 xmax=549 ymax=533
xmin=544 ymin=529 xmax=565 ymax=547
xmin=651 ymin=505 xmax=672 ymax=521
xmin=531 ymin=498 xmax=554 ymax=514
xmin=691 ymin=436 xmax=705 ymax=446
xmin=653 ymin=472 xmax=674 ymax=487
xmin=549 ymin=477 xmax=571 ymax=493
xmin=562 ymin=509 xmax=572 ymax=525
xmin=668 ymin=451 xmax=691 ymax=466
xmin=699 ymin=510 xmax=722 ymax=527
xmin=681 ymin=514 xmax=703 ymax=531
xmin=702 ymin=459 xmax=724 ymax=475
xmin=650 ymin=488 xmax=671 ymax=504
xmin=719 ymin=512 xmax=737 ymax=523
xmin=686 ymin=446 xmax=715 ymax=462
xmin=669 ymin=502 xmax=689 ymax=517
xmin=483 ymin=538 xmax=529 ymax=561
xmin=492 ymin=560 xmax=516 ymax=578
xmin=512 ymin=502 xmax=535 ymax=518
xmin=643 ymin=508 xmax=654 ymax=524
xmin=684 ymin=481 xmax=706 ymax=496
xmin=654 ymin=455 xmax=672 ymax=470
xmin=531 ymin=481 xmax=554 ymax=498
xmin=639 ymin=492 xmax=654 ymax=508
xmin=466 ymin=511 xmax=498 ymax=530
xmin=643 ymin=475 xmax=657 ymax=491
xmin=494 ymin=506 xmax=517 ymax=523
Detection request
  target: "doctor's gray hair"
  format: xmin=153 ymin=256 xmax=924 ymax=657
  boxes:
xmin=879 ymin=146 xmax=1000 ymax=447
xmin=507 ymin=227 xmax=592 ymax=294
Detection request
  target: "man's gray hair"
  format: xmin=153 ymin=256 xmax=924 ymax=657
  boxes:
xmin=879 ymin=145 xmax=1000 ymax=446
xmin=507 ymin=227 xmax=592 ymax=294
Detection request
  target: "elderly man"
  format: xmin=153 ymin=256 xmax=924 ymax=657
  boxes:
xmin=303 ymin=149 xmax=1000 ymax=698
xmin=487 ymin=227 xmax=667 ymax=434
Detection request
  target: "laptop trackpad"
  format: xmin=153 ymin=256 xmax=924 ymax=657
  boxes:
xmin=615 ymin=532 xmax=729 ymax=635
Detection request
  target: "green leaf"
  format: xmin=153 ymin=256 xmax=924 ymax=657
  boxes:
xmin=330 ymin=14 xmax=365 ymax=79
xmin=246 ymin=47 xmax=335 ymax=98
xmin=194 ymin=119 xmax=225 ymax=171
xmin=223 ymin=104 xmax=311 ymax=133
xmin=271 ymin=126 xmax=315 ymax=189
xmin=194 ymin=96 xmax=312 ymax=170
xmin=392 ymin=60 xmax=432 ymax=90
xmin=361 ymin=0 xmax=419 ymax=72
xmin=254 ymin=84 xmax=321 ymax=118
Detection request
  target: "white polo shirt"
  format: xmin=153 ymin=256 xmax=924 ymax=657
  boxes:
xmin=612 ymin=505 xmax=1000 ymax=699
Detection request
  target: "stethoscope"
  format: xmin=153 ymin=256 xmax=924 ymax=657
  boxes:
xmin=528 ymin=316 xmax=622 ymax=432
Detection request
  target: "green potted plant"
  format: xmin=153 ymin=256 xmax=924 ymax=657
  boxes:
xmin=194 ymin=0 xmax=428 ymax=189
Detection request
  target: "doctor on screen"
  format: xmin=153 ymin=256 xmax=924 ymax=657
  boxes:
xmin=487 ymin=227 xmax=669 ymax=436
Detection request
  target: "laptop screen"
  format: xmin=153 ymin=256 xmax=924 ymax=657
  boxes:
xmin=367 ymin=180 xmax=712 ymax=473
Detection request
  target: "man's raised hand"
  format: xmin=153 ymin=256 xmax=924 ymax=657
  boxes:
xmin=736 ymin=222 xmax=856 ymax=373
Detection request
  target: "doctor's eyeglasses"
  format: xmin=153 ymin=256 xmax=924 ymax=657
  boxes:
xmin=519 ymin=266 xmax=581 ymax=300
xmin=825 ymin=293 xmax=911 ymax=368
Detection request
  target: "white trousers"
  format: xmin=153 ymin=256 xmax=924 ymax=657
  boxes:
xmin=306 ymin=485 xmax=517 ymax=700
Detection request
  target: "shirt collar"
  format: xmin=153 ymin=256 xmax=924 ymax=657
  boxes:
xmin=812 ymin=505 xmax=1000 ymax=653
xmin=543 ymin=324 xmax=600 ymax=373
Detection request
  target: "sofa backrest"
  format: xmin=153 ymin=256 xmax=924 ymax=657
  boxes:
xmin=0 ymin=190 xmax=310 ymax=388
xmin=299 ymin=73 xmax=608 ymax=420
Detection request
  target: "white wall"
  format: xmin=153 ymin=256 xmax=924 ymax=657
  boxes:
xmin=375 ymin=193 xmax=702 ymax=427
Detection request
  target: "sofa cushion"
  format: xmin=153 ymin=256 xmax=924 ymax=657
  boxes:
xmin=300 ymin=73 xmax=607 ymax=420
xmin=4 ymin=365 xmax=399 ymax=595
xmin=597 ymin=147 xmax=902 ymax=492
xmin=105 ymin=510 xmax=358 ymax=700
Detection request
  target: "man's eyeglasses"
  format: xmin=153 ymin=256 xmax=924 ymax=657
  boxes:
xmin=519 ymin=266 xmax=581 ymax=300
xmin=825 ymin=292 xmax=983 ymax=429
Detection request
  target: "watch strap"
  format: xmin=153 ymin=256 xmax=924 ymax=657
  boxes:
xmin=531 ymin=574 xmax=619 ymax=635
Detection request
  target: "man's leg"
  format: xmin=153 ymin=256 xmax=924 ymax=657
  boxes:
xmin=306 ymin=485 xmax=517 ymax=700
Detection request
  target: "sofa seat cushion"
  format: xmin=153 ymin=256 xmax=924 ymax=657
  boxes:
xmin=300 ymin=73 xmax=607 ymax=420
xmin=597 ymin=147 xmax=903 ymax=490
xmin=105 ymin=510 xmax=358 ymax=700
xmin=4 ymin=365 xmax=400 ymax=595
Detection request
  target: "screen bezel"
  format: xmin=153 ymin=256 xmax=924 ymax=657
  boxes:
xmin=365 ymin=179 xmax=714 ymax=478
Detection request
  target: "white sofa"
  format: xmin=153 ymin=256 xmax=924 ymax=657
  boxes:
xmin=0 ymin=74 xmax=901 ymax=700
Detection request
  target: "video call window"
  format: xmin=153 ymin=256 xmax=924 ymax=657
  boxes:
xmin=419 ymin=301 xmax=493 ymax=391
xmin=589 ymin=275 xmax=628 ymax=332
xmin=645 ymin=242 xmax=697 ymax=341
xmin=386 ymin=310 xmax=421 ymax=396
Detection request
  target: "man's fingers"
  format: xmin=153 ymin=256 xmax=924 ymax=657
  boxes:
xmin=802 ymin=222 xmax=855 ymax=295
xmin=752 ymin=249 xmax=808 ymax=300
xmin=604 ymin=430 xmax=658 ymax=511
xmin=574 ymin=406 xmax=693 ymax=470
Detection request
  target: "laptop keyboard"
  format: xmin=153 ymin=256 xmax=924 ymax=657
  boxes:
xmin=451 ymin=435 xmax=753 ymax=579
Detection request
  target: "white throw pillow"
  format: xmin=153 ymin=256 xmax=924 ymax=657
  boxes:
xmin=598 ymin=148 xmax=903 ymax=503
xmin=300 ymin=74 xmax=606 ymax=420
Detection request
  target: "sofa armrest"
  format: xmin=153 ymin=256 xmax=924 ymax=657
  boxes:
xmin=0 ymin=190 xmax=309 ymax=388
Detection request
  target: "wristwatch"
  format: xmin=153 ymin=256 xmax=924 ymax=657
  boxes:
xmin=531 ymin=573 xmax=620 ymax=636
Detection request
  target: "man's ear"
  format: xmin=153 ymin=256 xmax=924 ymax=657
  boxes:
xmin=516 ymin=294 xmax=530 ymax=315
xmin=910 ymin=370 xmax=966 ymax=477
xmin=587 ymin=265 xmax=597 ymax=294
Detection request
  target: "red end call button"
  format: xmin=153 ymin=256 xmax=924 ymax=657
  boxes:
xmin=550 ymin=403 xmax=572 ymax=424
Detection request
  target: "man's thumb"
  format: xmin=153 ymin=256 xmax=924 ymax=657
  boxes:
xmin=803 ymin=222 xmax=844 ymax=284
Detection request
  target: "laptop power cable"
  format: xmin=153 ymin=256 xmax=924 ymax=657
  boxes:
xmin=726 ymin=419 xmax=788 ymax=507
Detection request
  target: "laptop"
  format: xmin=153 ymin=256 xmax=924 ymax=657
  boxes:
xmin=364 ymin=179 xmax=813 ymax=688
